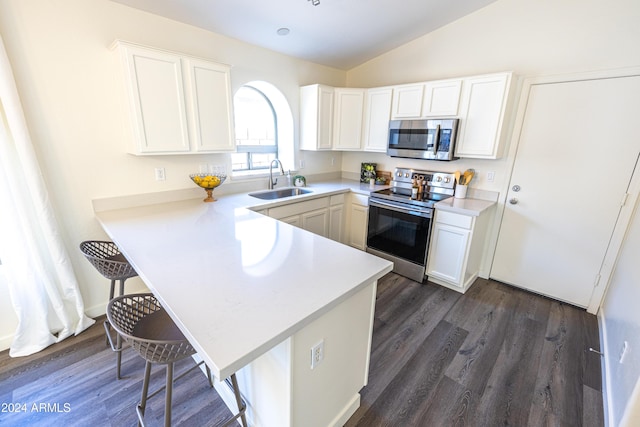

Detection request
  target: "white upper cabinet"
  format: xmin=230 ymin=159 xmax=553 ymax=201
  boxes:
xmin=298 ymin=71 xmax=512 ymax=155
xmin=116 ymin=41 xmax=234 ymax=155
xmin=333 ymin=88 xmax=365 ymax=150
xmin=300 ymin=84 xmax=334 ymax=150
xmin=455 ymin=72 xmax=513 ymax=159
xmin=120 ymin=43 xmax=190 ymax=154
xmin=184 ymin=58 xmax=235 ymax=152
xmin=391 ymin=84 xmax=424 ymax=118
xmin=391 ymin=79 xmax=462 ymax=119
xmin=422 ymin=79 xmax=462 ymax=116
xmin=362 ymin=87 xmax=393 ymax=153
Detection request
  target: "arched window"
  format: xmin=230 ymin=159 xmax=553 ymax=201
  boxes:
xmin=232 ymin=86 xmax=277 ymax=171
xmin=231 ymin=82 xmax=294 ymax=175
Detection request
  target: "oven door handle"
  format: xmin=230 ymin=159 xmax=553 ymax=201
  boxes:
xmin=369 ymin=199 xmax=432 ymax=218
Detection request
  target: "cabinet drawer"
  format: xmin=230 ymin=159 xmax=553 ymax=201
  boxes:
xmin=435 ymin=210 xmax=473 ymax=229
xmin=268 ymin=197 xmax=329 ymax=219
xmin=351 ymin=193 xmax=369 ymax=207
xmin=330 ymin=193 xmax=345 ymax=205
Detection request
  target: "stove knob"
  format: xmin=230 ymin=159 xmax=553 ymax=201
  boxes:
xmin=444 ymin=177 xmax=451 ymax=183
xmin=396 ymin=171 xmax=402 ymax=177
xmin=404 ymin=173 xmax=410 ymax=178
xmin=436 ymin=176 xmax=442 ymax=182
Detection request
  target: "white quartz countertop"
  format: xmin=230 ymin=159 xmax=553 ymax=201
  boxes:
xmin=95 ymin=179 xmax=393 ymax=380
xmin=435 ymin=196 xmax=496 ymax=216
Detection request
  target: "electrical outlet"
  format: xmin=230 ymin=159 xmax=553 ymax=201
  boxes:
xmin=299 ymin=159 xmax=306 ymax=169
xmin=331 ymin=157 xmax=335 ymax=166
xmin=154 ymin=167 xmax=166 ymax=181
xmin=487 ymin=171 xmax=495 ymax=182
xmin=311 ymin=340 xmax=324 ymax=369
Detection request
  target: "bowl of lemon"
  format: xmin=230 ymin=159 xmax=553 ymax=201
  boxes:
xmin=190 ymin=173 xmax=227 ymax=202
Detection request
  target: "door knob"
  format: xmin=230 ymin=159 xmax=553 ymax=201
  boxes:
xmin=509 ymin=198 xmax=519 ymax=205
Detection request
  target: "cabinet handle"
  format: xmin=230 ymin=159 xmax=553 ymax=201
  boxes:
xmin=509 ymin=198 xmax=519 ymax=205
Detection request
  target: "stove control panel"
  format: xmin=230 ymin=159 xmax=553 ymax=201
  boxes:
xmin=392 ymin=168 xmax=455 ymax=189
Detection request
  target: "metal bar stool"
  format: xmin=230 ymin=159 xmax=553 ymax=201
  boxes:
xmin=107 ymin=293 xmax=247 ymax=427
xmin=80 ymin=240 xmax=138 ymax=379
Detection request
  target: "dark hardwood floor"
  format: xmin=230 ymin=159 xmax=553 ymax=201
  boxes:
xmin=0 ymin=273 xmax=603 ymax=426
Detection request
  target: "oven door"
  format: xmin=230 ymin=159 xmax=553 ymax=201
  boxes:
xmin=366 ymin=199 xmax=433 ymax=279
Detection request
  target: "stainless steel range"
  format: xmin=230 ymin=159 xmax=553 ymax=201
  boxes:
xmin=366 ymin=167 xmax=456 ymax=282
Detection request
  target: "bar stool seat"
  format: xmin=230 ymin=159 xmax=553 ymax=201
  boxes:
xmin=80 ymin=240 xmax=138 ymax=379
xmin=107 ymin=293 xmax=247 ymax=427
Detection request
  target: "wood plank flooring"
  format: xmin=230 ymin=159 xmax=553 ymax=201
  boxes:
xmin=0 ymin=273 xmax=603 ymax=426
xmin=346 ymin=274 xmax=604 ymax=427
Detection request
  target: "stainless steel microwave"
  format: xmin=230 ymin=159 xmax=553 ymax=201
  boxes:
xmin=387 ymin=118 xmax=459 ymax=161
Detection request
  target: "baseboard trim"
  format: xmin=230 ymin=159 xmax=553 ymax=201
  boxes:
xmin=0 ymin=333 xmax=13 ymax=352
xmin=329 ymin=393 xmax=360 ymax=427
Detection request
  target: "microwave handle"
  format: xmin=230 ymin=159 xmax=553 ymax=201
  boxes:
xmin=433 ymin=124 xmax=441 ymax=154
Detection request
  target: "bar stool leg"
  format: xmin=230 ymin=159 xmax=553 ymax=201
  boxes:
xmin=107 ymin=278 xmax=129 ymax=379
xmin=115 ymin=334 xmax=123 ymax=379
xmin=105 ymin=279 xmax=116 ymax=346
xmin=230 ymin=374 xmax=247 ymax=427
xmin=165 ymin=362 xmax=174 ymax=427
xmin=137 ymin=360 xmax=152 ymax=427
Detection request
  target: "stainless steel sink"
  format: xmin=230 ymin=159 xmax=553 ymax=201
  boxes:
xmin=249 ymin=187 xmax=312 ymax=200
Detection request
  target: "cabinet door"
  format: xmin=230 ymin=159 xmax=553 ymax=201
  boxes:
xmin=348 ymin=204 xmax=369 ymax=250
xmin=391 ymin=84 xmax=424 ymax=118
xmin=423 ymin=79 xmax=462 ymax=116
xmin=329 ymin=204 xmax=344 ymax=242
xmin=279 ymin=215 xmax=301 ymax=227
xmin=121 ymin=44 xmax=190 ymax=153
xmin=363 ymin=88 xmax=392 ymax=152
xmin=302 ymin=208 xmax=329 ymax=237
xmin=455 ymin=73 xmax=512 ymax=159
xmin=427 ymin=223 xmax=470 ymax=287
xmin=184 ymin=58 xmax=235 ymax=152
xmin=333 ymin=89 xmax=365 ymax=150
xmin=300 ymin=84 xmax=334 ymax=150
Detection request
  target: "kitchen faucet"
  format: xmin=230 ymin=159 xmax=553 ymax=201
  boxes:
xmin=268 ymin=159 xmax=285 ymax=189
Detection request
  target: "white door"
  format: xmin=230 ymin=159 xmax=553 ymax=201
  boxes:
xmin=492 ymin=75 xmax=640 ymax=308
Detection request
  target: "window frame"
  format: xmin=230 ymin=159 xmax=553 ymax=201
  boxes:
xmin=232 ymin=86 xmax=279 ymax=173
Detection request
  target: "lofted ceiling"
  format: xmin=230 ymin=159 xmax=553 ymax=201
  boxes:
xmin=111 ymin=0 xmax=499 ymax=70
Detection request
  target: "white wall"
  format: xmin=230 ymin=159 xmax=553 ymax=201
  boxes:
xmin=345 ymin=0 xmax=640 ymax=194
xmin=345 ymin=0 xmax=640 ymax=423
xmin=601 ymin=197 xmax=640 ymax=426
xmin=0 ymin=0 xmax=346 ymax=350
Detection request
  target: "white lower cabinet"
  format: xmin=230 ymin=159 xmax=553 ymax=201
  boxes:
xmin=301 ymin=209 xmax=329 ymax=236
xmin=279 ymin=215 xmax=301 ymax=227
xmin=428 ymin=223 xmax=471 ymax=286
xmin=267 ymin=194 xmax=345 ymax=242
xmin=427 ymin=208 xmax=492 ymax=293
xmin=328 ymin=194 xmax=345 ymax=243
xmin=347 ymin=193 xmax=369 ymax=250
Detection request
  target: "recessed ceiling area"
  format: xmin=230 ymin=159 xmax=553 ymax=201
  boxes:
xmin=111 ymin=0 xmax=499 ymax=70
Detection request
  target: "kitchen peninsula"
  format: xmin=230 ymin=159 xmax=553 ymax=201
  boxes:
xmin=94 ymin=184 xmax=393 ymax=427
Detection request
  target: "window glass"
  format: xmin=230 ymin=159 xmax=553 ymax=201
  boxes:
xmin=232 ymin=86 xmax=277 ymax=172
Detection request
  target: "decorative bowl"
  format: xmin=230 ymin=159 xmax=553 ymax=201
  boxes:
xmin=189 ymin=173 xmax=227 ymax=202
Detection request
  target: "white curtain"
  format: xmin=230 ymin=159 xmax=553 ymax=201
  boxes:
xmin=0 ymin=35 xmax=94 ymax=357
